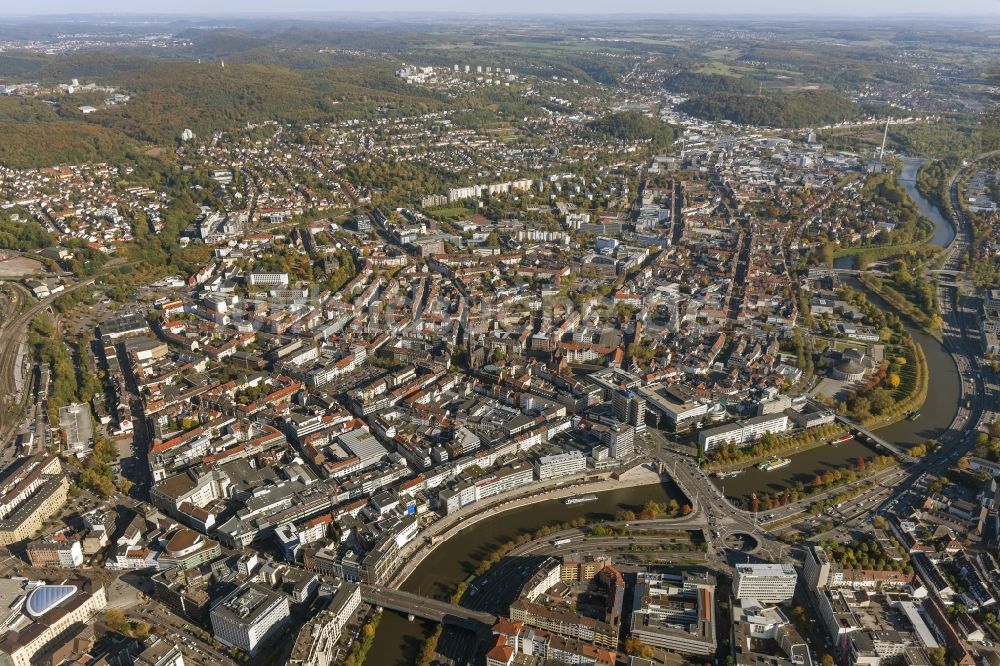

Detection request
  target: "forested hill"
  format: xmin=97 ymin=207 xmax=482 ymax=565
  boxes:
xmin=678 ymin=90 xmax=860 ymax=128
xmin=0 ymin=55 xmax=443 ymax=168
xmin=662 ymin=72 xmax=757 ymax=95
xmin=588 ymin=111 xmax=677 ymax=149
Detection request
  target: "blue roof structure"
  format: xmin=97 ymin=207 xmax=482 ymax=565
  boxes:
xmin=25 ymin=585 xmax=76 ymax=618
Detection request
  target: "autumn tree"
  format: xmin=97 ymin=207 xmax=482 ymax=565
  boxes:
xmin=624 ymin=637 xmax=655 ymax=659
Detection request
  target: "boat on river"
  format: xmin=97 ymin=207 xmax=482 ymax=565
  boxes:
xmin=758 ymin=457 xmax=791 ymax=472
xmin=563 ymin=494 xmax=598 ymax=505
xmin=714 ymin=470 xmax=745 ymax=479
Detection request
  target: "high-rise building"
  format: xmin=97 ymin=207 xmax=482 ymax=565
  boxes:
xmin=733 ymin=563 xmax=798 ymax=604
xmin=612 ymin=390 xmax=646 ymax=432
xmin=601 ymin=423 xmax=634 ymax=460
xmin=211 ymin=582 xmax=290 ymax=655
xmin=804 ymin=545 xmax=832 ymax=590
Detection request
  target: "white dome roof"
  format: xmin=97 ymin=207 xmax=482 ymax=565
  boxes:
xmin=26 ymin=585 xmax=77 ymax=618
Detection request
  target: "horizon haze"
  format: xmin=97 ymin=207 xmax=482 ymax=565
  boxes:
xmin=7 ymin=0 xmax=1000 ymax=16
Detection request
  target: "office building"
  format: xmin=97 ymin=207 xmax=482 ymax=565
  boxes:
xmin=535 ymin=451 xmax=586 ymax=481
xmin=612 ymin=391 xmax=646 ymax=432
xmin=733 ymin=563 xmax=798 ymax=604
xmin=804 ymin=545 xmax=833 ymax=590
xmin=248 ymin=273 xmax=289 ymax=288
xmin=601 ymin=423 xmax=634 ymax=459
xmin=698 ymin=414 xmax=789 ymax=452
xmin=629 ymin=571 xmax=717 ymax=656
xmin=638 ymin=383 xmax=708 ymax=431
xmin=210 ymin=582 xmax=290 ymax=655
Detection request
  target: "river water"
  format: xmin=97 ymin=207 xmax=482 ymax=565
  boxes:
xmin=834 ymin=157 xmax=955 ymax=270
xmin=899 ymin=157 xmax=956 ymax=248
xmin=367 ymin=156 xmax=960 ymax=664
xmin=365 ymin=480 xmax=685 ymax=665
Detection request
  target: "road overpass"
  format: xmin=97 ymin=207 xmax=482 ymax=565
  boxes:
xmin=362 ymin=584 xmax=497 ymax=634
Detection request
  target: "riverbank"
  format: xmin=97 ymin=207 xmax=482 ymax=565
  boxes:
xmin=858 ymin=333 xmax=929 ymax=431
xmin=705 ymin=423 xmax=846 ymax=473
xmin=390 ymin=464 xmax=665 ymax=587
xmin=365 ymin=475 xmax=688 ymax=665
xmin=899 ymin=156 xmax=957 ymax=248
xmin=856 ymin=273 xmax=941 ymax=340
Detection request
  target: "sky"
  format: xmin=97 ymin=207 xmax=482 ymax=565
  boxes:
xmin=8 ymin=0 xmax=1000 ymax=16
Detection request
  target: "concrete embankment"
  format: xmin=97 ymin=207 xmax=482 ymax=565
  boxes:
xmin=391 ymin=463 xmax=664 ymax=586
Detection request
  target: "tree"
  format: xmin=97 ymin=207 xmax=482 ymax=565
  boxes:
xmin=821 ymin=655 xmax=835 ymax=666
xmin=623 ymin=637 xmax=655 ymax=659
xmin=887 ymin=373 xmax=901 ymax=388
xmin=102 ymin=609 xmax=130 ymax=634
xmin=868 ymin=388 xmax=894 ymax=416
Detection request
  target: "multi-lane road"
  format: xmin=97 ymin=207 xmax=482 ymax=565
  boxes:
xmin=860 ymin=153 xmax=999 ymax=517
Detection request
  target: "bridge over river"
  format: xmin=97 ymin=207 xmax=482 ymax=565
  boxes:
xmin=362 ymin=584 xmax=497 ymax=635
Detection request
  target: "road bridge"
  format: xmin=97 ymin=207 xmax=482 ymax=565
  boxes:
xmin=361 ymin=584 xmax=497 ymax=635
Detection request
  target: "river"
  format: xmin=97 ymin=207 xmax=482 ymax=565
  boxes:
xmin=899 ymin=157 xmax=956 ymax=248
xmin=834 ymin=157 xmax=955 ymax=271
xmin=730 ymin=156 xmax=960 ymax=501
xmin=716 ymin=325 xmax=960 ymax=503
xmin=368 ymin=156 xmax=961 ymax=664
xmin=364 ymin=480 xmax=685 ymax=665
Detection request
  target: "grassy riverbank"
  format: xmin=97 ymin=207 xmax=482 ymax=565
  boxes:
xmin=833 ymin=241 xmax=938 ymax=271
xmin=751 ymin=453 xmax=896 ymax=511
xmin=857 ymin=273 xmax=941 ymax=339
xmin=856 ymin=334 xmax=929 ymax=430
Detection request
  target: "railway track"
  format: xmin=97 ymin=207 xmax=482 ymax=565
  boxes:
xmin=0 ymin=279 xmax=96 ymax=444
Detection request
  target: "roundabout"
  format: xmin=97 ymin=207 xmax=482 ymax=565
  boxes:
xmin=723 ymin=532 xmax=759 ymax=553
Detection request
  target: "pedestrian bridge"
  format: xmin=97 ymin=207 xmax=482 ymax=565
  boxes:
xmin=833 ymin=414 xmax=917 ymax=463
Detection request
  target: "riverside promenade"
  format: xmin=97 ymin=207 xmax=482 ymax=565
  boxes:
xmin=389 ymin=463 xmax=666 ymax=587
